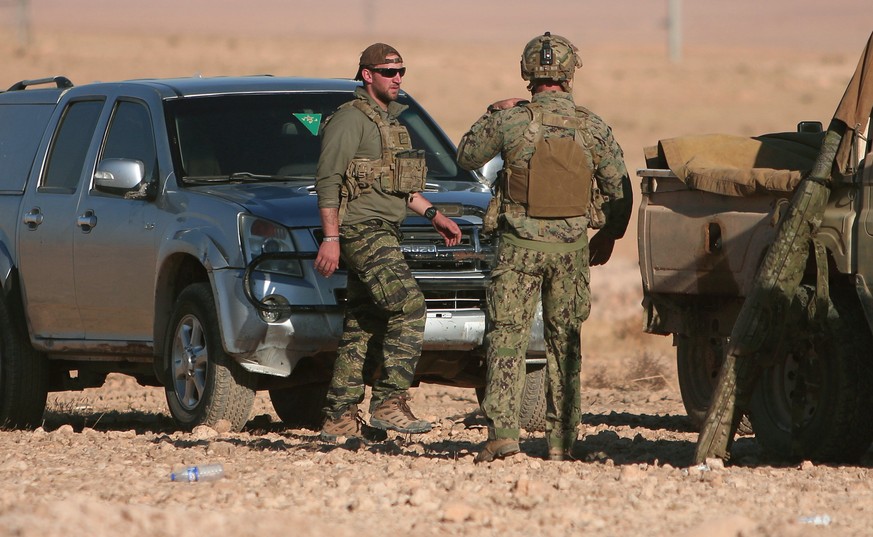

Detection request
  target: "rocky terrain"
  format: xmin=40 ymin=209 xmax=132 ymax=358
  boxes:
xmin=3 ymin=368 xmax=871 ymax=537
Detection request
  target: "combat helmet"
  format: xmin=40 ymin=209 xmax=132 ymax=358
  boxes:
xmin=520 ymin=32 xmax=581 ymax=91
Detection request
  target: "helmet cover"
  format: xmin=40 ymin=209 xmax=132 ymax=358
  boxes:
xmin=520 ymin=32 xmax=581 ymax=89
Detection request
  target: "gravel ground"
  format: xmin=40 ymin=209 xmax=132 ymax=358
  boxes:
xmin=2 ymin=364 xmax=872 ymax=537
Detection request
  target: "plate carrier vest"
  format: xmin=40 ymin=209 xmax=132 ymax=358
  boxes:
xmin=501 ymin=102 xmax=603 ymax=223
xmin=339 ymin=98 xmax=427 ymax=210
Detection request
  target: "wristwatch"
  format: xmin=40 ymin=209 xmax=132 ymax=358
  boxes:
xmin=423 ymin=206 xmax=438 ymax=221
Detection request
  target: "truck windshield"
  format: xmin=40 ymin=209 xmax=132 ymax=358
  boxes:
xmin=166 ymin=92 xmax=474 ymax=184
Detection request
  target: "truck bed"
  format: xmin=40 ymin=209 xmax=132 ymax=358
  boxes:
xmin=637 ymin=169 xmax=787 ymax=298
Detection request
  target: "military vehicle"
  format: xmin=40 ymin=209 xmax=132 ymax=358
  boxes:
xmin=637 ymin=32 xmax=873 ymax=461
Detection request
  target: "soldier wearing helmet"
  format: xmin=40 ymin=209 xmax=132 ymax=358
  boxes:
xmin=314 ymin=43 xmax=462 ymax=443
xmin=457 ymin=32 xmax=632 ymax=463
xmin=520 ymin=31 xmax=581 ymax=92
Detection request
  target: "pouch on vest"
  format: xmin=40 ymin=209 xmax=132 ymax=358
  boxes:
xmin=384 ymin=149 xmax=427 ymax=194
xmin=526 ymin=136 xmax=591 ymax=218
xmin=483 ymin=173 xmax=505 ymax=235
xmin=338 ymin=184 xmax=351 ymax=225
xmin=346 ymin=158 xmax=379 ymax=198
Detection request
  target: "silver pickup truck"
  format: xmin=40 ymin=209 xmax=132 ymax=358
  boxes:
xmin=0 ymin=76 xmax=546 ymax=432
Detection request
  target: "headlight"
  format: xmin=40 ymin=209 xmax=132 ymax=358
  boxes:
xmin=239 ymin=215 xmax=303 ymax=277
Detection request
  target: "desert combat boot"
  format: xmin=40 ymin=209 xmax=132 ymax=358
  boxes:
xmin=474 ymin=439 xmax=521 ymax=463
xmin=369 ymin=394 xmax=432 ymax=434
xmin=320 ymin=405 xmax=387 ymax=443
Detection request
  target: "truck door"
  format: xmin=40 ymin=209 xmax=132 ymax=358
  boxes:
xmin=17 ymin=99 xmax=105 ymax=339
xmin=73 ymin=99 xmax=160 ymax=340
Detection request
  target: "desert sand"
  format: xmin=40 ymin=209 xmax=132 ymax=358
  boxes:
xmin=0 ymin=1 xmax=872 ymax=536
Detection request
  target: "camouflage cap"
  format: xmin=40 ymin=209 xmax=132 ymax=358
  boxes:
xmin=355 ymin=43 xmax=403 ymax=80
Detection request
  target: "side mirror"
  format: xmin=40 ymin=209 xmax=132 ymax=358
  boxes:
xmin=94 ymin=158 xmax=145 ymax=192
xmin=478 ymin=155 xmax=503 ymax=186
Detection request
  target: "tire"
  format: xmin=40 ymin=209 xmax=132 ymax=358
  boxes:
xmin=749 ymin=285 xmax=873 ymax=462
xmin=519 ymin=366 xmax=547 ymax=432
xmin=164 ymin=283 xmax=255 ymax=432
xmin=0 ymin=297 xmax=48 ymax=429
xmin=677 ymin=334 xmax=753 ymax=434
xmin=269 ymin=382 xmax=329 ymax=430
xmin=475 ymin=365 xmax=547 ymax=432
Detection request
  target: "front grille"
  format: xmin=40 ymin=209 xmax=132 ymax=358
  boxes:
xmin=423 ymin=289 xmax=485 ymax=311
xmin=329 ymin=223 xmax=495 ymax=311
xmin=400 ymin=225 xmax=495 ymax=272
xmin=401 ymin=224 xmax=493 ymax=312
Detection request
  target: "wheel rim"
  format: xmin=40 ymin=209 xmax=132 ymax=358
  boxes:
xmin=171 ymin=313 xmax=209 ymax=411
xmin=757 ymin=349 xmax=822 ymax=433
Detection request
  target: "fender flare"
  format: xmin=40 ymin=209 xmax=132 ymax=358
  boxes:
xmin=154 ymin=228 xmax=237 ymax=376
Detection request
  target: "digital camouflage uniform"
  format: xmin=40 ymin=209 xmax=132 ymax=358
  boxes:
xmin=315 ymin=87 xmax=426 ymax=419
xmin=457 ymin=90 xmax=632 ymax=452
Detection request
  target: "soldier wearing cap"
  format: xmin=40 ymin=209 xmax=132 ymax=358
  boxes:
xmin=457 ymin=32 xmax=632 ymax=462
xmin=314 ymin=43 xmax=462 ymax=442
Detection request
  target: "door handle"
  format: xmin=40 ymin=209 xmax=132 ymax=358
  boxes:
xmin=23 ymin=208 xmax=44 ymax=230
xmin=77 ymin=210 xmax=97 ymax=232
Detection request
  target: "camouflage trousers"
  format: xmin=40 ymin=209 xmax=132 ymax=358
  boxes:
xmin=324 ymin=219 xmax=426 ymax=418
xmin=482 ymin=240 xmax=591 ymax=450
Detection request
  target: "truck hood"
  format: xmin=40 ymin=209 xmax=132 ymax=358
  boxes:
xmin=197 ymin=181 xmax=491 ymax=228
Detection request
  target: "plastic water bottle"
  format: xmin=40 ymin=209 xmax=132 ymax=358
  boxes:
xmin=798 ymin=514 xmax=831 ymax=526
xmin=169 ymin=463 xmax=225 ymax=482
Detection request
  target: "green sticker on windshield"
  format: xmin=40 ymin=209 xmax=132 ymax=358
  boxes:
xmin=293 ymin=113 xmax=322 ymax=136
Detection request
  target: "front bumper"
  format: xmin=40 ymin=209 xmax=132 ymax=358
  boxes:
xmin=213 ymin=251 xmax=545 ymax=378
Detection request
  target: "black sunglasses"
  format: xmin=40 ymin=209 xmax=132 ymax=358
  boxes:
xmin=369 ymin=67 xmax=406 ymax=78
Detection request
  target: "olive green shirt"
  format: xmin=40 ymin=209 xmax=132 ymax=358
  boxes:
xmin=457 ymin=91 xmax=632 ymax=245
xmin=315 ymin=87 xmax=410 ymax=225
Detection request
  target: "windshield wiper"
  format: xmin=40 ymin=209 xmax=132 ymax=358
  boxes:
xmin=182 ymin=172 xmax=312 ymax=185
xmin=228 ymin=172 xmax=296 ymax=182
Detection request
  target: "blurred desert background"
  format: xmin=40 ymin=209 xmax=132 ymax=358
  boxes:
xmin=1 ymin=3 xmax=873 ymax=536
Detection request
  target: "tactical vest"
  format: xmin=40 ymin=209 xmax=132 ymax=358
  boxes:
xmin=341 ymin=98 xmax=427 ymax=200
xmin=501 ymin=103 xmax=602 ymax=222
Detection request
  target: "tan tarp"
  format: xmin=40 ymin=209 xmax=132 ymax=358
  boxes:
xmin=654 ymin=30 xmax=872 ymax=197
xmin=656 ymin=132 xmax=821 ymax=196
xmin=833 ymin=31 xmax=873 ymax=175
